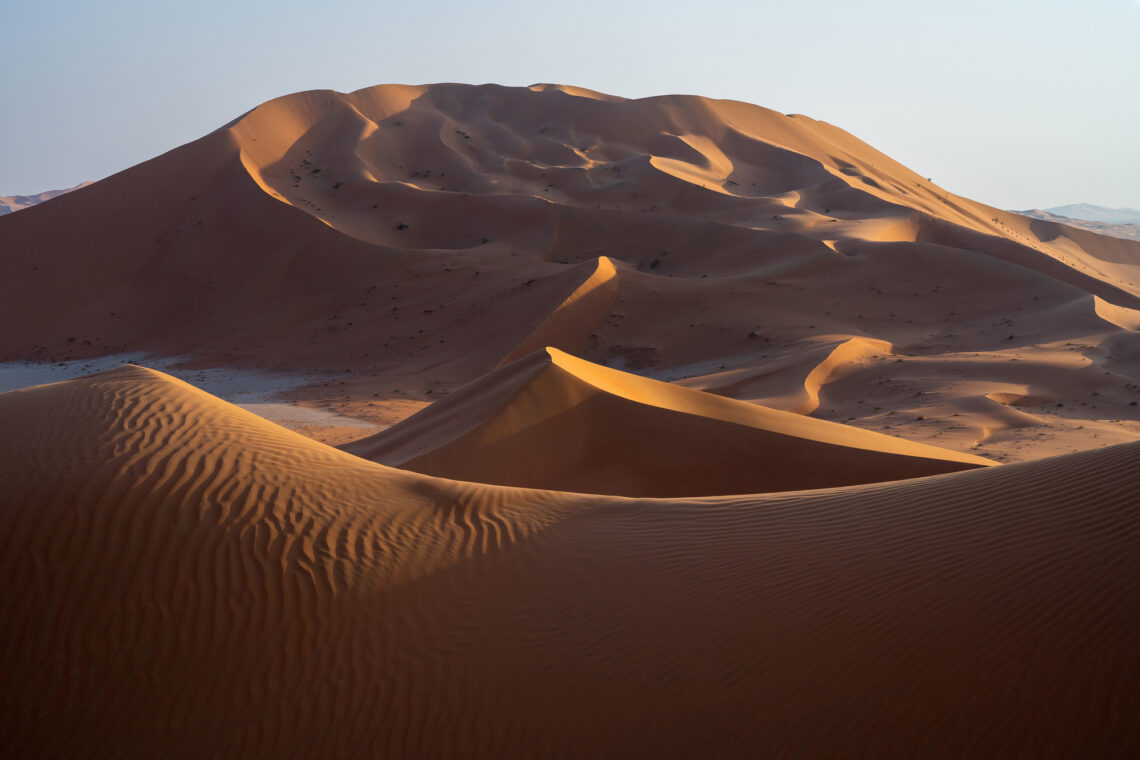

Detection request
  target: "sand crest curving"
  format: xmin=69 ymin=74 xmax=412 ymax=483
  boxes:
xmin=343 ymin=347 xmax=993 ymax=496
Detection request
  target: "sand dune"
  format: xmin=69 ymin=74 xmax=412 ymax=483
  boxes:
xmin=1015 ymin=208 xmax=1140 ymax=243
xmin=1043 ymin=203 xmax=1140 ymax=225
xmin=344 ymin=347 xmax=992 ymax=496
xmin=1 ymin=366 xmax=1137 ymax=757
xmin=2 ymin=83 xmax=1139 ymax=460
xmin=498 ymin=256 xmax=620 ymax=365
xmin=0 ymin=182 xmax=90 ymax=216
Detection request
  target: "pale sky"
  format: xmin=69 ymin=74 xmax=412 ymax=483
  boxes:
xmin=2 ymin=0 xmax=1137 ymax=209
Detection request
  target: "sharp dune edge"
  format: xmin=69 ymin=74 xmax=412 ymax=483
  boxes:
xmin=498 ymin=256 xmax=620 ymax=366
xmin=2 ymin=367 xmax=1139 ymax=757
xmin=345 ymin=347 xmax=992 ymax=496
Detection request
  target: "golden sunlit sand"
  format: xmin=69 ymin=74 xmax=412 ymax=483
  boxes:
xmin=344 ymin=347 xmax=993 ymax=496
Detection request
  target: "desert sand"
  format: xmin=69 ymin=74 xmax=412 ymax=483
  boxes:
xmin=1 ymin=365 xmax=1137 ymax=757
xmin=2 ymin=83 xmax=1140 ymax=757
xmin=345 ymin=347 xmax=992 ymax=495
xmin=2 ymin=84 xmax=1140 ymax=461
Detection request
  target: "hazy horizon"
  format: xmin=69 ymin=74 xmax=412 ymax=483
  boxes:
xmin=3 ymin=0 xmax=1138 ymax=209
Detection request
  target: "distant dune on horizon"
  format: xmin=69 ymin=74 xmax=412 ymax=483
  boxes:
xmin=0 ymin=182 xmax=91 ymax=216
xmin=1042 ymin=203 xmax=1140 ymax=225
xmin=1014 ymin=206 xmax=1140 ymax=242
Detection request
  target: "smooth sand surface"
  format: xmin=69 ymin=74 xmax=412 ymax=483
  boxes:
xmin=345 ymin=347 xmax=992 ymax=495
xmin=2 ymin=83 xmax=1139 ymax=461
xmin=2 ymin=366 xmax=1138 ymax=757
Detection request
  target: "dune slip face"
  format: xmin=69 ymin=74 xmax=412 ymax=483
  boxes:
xmin=344 ymin=347 xmax=993 ymax=496
xmin=2 ymin=83 xmax=1140 ymax=461
xmin=1 ymin=367 xmax=1139 ymax=758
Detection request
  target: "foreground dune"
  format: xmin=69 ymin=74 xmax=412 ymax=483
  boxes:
xmin=0 ymin=182 xmax=90 ymax=216
xmin=2 ymin=366 xmax=1137 ymax=757
xmin=344 ymin=347 xmax=992 ymax=495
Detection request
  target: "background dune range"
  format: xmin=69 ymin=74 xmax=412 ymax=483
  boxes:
xmin=1 ymin=83 xmax=1139 ymax=460
xmin=2 ymin=83 xmax=1140 ymax=757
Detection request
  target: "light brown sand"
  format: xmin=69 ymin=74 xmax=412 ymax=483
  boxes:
xmin=345 ymin=347 xmax=992 ymax=496
xmin=0 ymin=83 xmax=1135 ymax=464
xmin=1 ymin=366 xmax=1137 ymax=757
xmin=2 ymin=83 xmax=1139 ymax=462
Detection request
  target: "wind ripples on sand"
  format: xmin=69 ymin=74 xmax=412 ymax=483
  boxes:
xmin=0 ymin=366 xmax=1138 ymax=757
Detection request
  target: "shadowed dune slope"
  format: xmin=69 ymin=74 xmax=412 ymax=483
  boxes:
xmin=2 ymin=367 xmax=1138 ymax=757
xmin=343 ymin=348 xmax=993 ymax=496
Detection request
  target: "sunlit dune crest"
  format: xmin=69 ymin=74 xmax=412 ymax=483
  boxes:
xmin=345 ymin=347 xmax=992 ymax=496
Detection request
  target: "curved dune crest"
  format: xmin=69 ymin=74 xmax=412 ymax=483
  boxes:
xmin=1 ymin=367 xmax=1139 ymax=757
xmin=1094 ymin=295 xmax=1140 ymax=331
xmin=498 ymin=256 xmax=619 ymax=365
xmin=345 ymin=348 xmax=993 ymax=496
xmin=793 ymin=335 xmax=893 ymax=414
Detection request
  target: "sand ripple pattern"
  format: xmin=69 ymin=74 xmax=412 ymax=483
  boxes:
xmin=1 ymin=366 xmax=1138 ymax=757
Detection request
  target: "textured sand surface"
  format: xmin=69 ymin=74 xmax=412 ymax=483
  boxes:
xmin=2 ymin=367 xmax=1138 ymax=758
xmin=345 ymin=347 xmax=992 ymax=495
xmin=2 ymin=83 xmax=1139 ymax=461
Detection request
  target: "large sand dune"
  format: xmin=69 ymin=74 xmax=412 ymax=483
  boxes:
xmin=345 ymin=347 xmax=992 ymax=495
xmin=2 ymin=83 xmax=1139 ymax=460
xmin=1 ymin=366 xmax=1137 ymax=757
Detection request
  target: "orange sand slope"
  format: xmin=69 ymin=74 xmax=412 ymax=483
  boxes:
xmin=2 ymin=366 xmax=1138 ymax=758
xmin=344 ymin=347 xmax=993 ymax=495
xmin=2 ymin=83 xmax=1140 ymax=464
